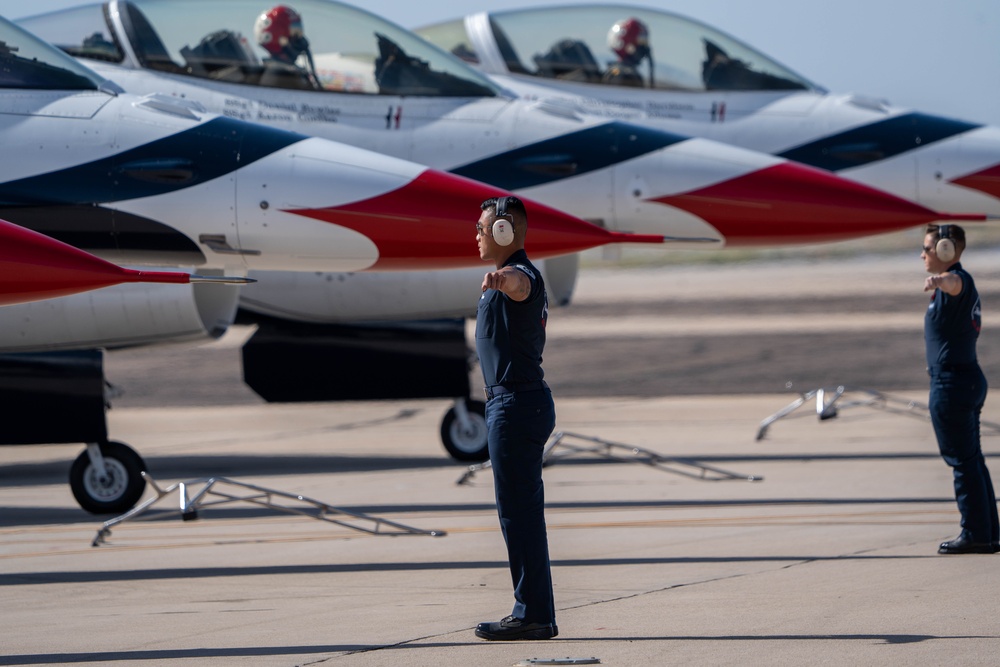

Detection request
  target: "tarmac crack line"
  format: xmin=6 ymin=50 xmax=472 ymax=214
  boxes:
xmin=295 ymin=568 xmax=774 ymax=664
xmin=356 ymin=543 xmax=922 ymax=659
xmin=547 ymin=540 xmax=929 ymax=627
xmin=299 ymin=632 xmax=447 ymax=665
xmin=773 ymin=539 xmax=927 ymax=573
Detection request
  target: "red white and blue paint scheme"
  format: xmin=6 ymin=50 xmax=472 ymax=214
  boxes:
xmin=0 ymin=9 xmax=685 ymax=352
xmin=17 ymin=0 xmax=980 ymax=249
xmin=13 ymin=0 xmax=996 ymax=482
xmin=0 ymin=14 xmax=652 ymax=279
xmin=0 ymin=12 xmax=671 ymax=511
xmin=415 ymin=5 xmax=1000 ymax=218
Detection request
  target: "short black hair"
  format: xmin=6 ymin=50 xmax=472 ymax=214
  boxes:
xmin=481 ymin=196 xmax=527 ymax=226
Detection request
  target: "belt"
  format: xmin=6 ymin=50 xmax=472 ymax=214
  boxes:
xmin=927 ymin=362 xmax=978 ymax=373
xmin=484 ymin=380 xmax=547 ymax=400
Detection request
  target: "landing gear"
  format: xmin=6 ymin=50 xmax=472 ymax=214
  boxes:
xmin=440 ymin=398 xmax=488 ymax=462
xmin=69 ymin=441 xmax=147 ymax=514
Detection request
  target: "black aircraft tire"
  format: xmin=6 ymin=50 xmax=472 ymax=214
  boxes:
xmin=69 ymin=441 xmax=147 ymax=514
xmin=440 ymin=399 xmax=489 ymax=462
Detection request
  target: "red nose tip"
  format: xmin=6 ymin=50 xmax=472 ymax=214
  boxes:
xmin=951 ymin=163 xmax=1000 ymax=200
xmin=287 ymin=169 xmax=664 ymax=270
xmin=653 ymin=162 xmax=965 ymax=246
xmin=0 ymin=218 xmax=208 ymax=306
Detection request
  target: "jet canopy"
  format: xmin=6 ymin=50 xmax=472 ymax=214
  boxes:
xmin=417 ymin=4 xmax=820 ymax=93
xmin=0 ymin=16 xmax=105 ymax=90
xmin=24 ymin=0 xmax=501 ymax=97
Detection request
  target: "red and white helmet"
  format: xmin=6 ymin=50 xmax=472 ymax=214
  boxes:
xmin=254 ymin=5 xmax=307 ymax=59
xmin=607 ymin=17 xmax=649 ymax=62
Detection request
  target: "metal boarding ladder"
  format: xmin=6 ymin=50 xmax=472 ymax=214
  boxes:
xmin=755 ymin=385 xmax=1000 ymax=441
xmin=92 ymin=472 xmax=446 ymax=546
xmin=456 ymin=430 xmax=762 ymax=485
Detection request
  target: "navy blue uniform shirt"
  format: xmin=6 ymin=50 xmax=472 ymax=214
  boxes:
xmin=925 ymin=262 xmax=982 ymax=367
xmin=476 ymin=249 xmax=548 ymax=387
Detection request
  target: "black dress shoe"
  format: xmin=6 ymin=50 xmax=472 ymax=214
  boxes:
xmin=475 ymin=615 xmax=558 ymax=640
xmin=938 ymin=533 xmax=1000 ymax=554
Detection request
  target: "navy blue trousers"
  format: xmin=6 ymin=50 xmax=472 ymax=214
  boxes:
xmin=929 ymin=367 xmax=999 ymax=543
xmin=485 ymin=388 xmax=556 ymax=624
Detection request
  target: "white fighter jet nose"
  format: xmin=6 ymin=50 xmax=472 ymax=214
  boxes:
xmin=276 ymin=167 xmax=666 ymax=270
xmin=950 ymin=162 xmax=1000 ymax=203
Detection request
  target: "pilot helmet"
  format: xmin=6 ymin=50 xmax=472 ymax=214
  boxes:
xmin=607 ymin=17 xmax=649 ymax=63
xmin=254 ymin=5 xmax=308 ymax=60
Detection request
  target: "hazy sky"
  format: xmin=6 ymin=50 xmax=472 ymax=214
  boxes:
xmin=10 ymin=0 xmax=1000 ymax=127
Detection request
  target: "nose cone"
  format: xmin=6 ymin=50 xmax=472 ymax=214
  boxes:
xmin=0 ymin=217 xmax=200 ymax=305
xmin=653 ymin=161 xmax=963 ymax=246
xmin=286 ymin=169 xmax=664 ymax=270
xmin=952 ymin=163 xmax=1000 ymax=200
xmin=907 ymin=122 xmax=1000 ymax=215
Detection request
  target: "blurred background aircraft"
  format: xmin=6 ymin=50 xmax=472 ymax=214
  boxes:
xmin=416 ymin=5 xmax=1000 ymax=217
xmin=17 ymin=0 xmax=960 ymax=247
xmin=14 ymin=0 xmax=998 ymax=130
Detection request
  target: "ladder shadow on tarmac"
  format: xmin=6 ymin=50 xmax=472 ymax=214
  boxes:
xmin=457 ymin=431 xmax=763 ymax=485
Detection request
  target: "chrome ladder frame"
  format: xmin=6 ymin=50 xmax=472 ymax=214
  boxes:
xmin=92 ymin=471 xmax=446 ymax=546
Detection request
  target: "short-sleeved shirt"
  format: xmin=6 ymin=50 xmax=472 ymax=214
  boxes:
xmin=925 ymin=262 xmax=981 ymax=368
xmin=475 ymin=249 xmax=548 ymax=387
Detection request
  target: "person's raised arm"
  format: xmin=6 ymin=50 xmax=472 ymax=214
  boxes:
xmin=924 ymin=272 xmax=963 ymax=296
xmin=482 ymin=266 xmax=531 ymax=301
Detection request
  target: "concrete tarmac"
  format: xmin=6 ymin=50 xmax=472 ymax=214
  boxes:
xmin=2 ymin=251 xmax=1000 ymax=666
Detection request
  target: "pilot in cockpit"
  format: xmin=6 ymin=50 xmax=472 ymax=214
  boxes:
xmin=533 ymin=17 xmax=653 ymax=88
xmin=603 ymin=17 xmax=652 ymax=88
xmin=253 ymin=4 xmax=321 ymax=89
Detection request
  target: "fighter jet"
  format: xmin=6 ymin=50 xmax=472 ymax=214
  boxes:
xmin=0 ymin=12 xmax=665 ymax=514
xmin=415 ymin=5 xmax=1000 ymax=217
xmin=0 ymin=11 xmax=671 ymax=347
xmin=15 ymin=0 xmax=990 ymax=478
xmin=0 ymin=13 xmax=648 ymax=274
xmin=17 ymin=0 xmax=976 ymax=247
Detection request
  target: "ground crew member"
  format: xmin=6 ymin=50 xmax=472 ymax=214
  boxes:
xmin=473 ymin=196 xmax=558 ymax=640
xmin=922 ymin=223 xmax=999 ymax=554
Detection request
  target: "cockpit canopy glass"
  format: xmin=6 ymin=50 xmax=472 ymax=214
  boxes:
xmin=0 ymin=15 xmax=105 ymax=90
xmin=21 ymin=0 xmax=501 ymax=97
xmin=417 ymin=5 xmax=818 ymax=93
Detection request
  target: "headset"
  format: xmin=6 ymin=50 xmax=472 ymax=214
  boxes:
xmin=491 ymin=196 xmax=515 ymax=247
xmin=936 ymin=224 xmax=956 ymax=263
